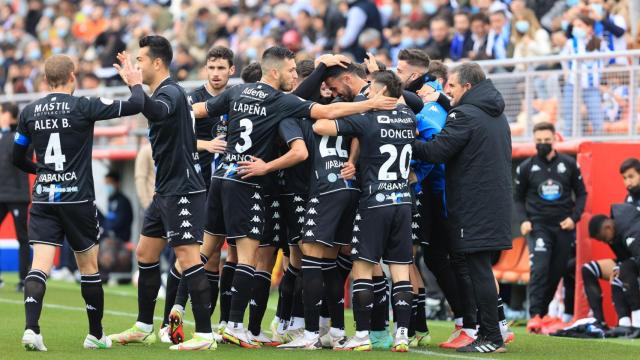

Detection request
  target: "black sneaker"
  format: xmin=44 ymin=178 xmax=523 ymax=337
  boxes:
xmin=623 ymin=327 xmax=640 ymax=339
xmin=456 ymin=337 xmax=506 ymax=353
xmin=605 ymin=326 xmax=634 ymax=338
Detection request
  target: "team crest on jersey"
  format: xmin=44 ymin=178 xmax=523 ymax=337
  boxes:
xmin=626 ymin=237 xmax=636 ymax=247
xmin=100 ymin=97 xmax=115 ymax=105
xmin=557 ymin=162 xmax=567 ymax=174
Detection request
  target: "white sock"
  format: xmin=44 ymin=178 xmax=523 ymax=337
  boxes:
xmin=229 ymin=321 xmax=243 ymax=330
xmin=291 ymin=317 xmax=305 ymax=330
xmin=355 ymin=330 xmax=369 ymax=338
xmin=632 ymin=310 xmax=640 ymax=328
xmin=135 ymin=322 xmax=153 ymax=333
xmin=395 ymin=327 xmax=408 ymax=338
xmin=330 ymin=327 xmax=345 ymax=337
xmin=304 ymin=330 xmax=318 ymax=340
xmin=319 ymin=316 xmax=331 ymax=328
xmin=499 ymin=320 xmax=509 ymax=334
xmin=173 ymin=304 xmax=184 ymax=313
xmin=562 ymin=313 xmax=573 ymax=323
xmin=462 ymin=328 xmax=477 ymax=338
xmin=454 ymin=317 xmax=463 ymax=327
xmin=277 ymin=320 xmax=287 ymax=334
xmin=195 ymin=332 xmax=213 ymax=341
xmin=619 ymin=316 xmax=631 ymax=327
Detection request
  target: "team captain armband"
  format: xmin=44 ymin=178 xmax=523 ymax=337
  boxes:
xmin=14 ymin=132 xmax=30 ymax=146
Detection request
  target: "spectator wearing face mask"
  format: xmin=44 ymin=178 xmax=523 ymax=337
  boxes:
xmin=561 ymin=14 xmax=608 ymax=135
xmin=486 ymin=10 xmax=510 ymax=59
xmin=587 ymin=0 xmax=628 ymax=64
xmin=511 ymin=8 xmax=551 ymax=70
xmin=424 ymin=16 xmax=452 ymax=61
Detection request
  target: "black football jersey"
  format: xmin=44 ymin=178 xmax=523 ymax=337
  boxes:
xmin=144 ymin=78 xmax=205 ymax=195
xmin=204 ymin=82 xmax=315 ymax=186
xmin=279 ymin=117 xmax=358 ymax=196
xmin=335 ymin=104 xmax=416 ymax=209
xmin=188 ymin=85 xmax=228 ymax=171
xmin=15 ymin=91 xmax=140 ymax=203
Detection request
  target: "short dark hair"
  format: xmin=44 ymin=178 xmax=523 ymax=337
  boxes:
xmin=206 ymin=46 xmax=234 ymax=67
xmin=428 ymin=60 xmax=448 ymax=82
xmin=139 ymin=35 xmax=173 ymax=67
xmin=105 ymin=171 xmax=121 ymax=183
xmin=261 ymin=46 xmax=295 ymax=63
xmin=620 ymin=158 xmax=640 ymax=174
xmin=533 ymin=121 xmax=556 ymax=134
xmin=241 ymin=62 xmax=262 ymax=83
xmin=296 ymin=59 xmax=315 ymax=79
xmin=44 ymin=55 xmax=75 ymax=88
xmin=470 ymin=12 xmax=490 ymax=25
xmin=450 ymin=62 xmax=485 ymax=86
xmin=370 ymin=70 xmax=402 ymax=99
xmin=375 ymin=60 xmax=387 ymax=71
xmin=454 ymin=10 xmax=471 ymax=21
xmin=398 ymin=48 xmax=430 ymax=69
xmin=588 ymin=214 xmax=609 ymax=239
xmin=2 ymin=102 xmax=19 ymax=119
xmin=324 ymin=63 xmax=367 ymax=81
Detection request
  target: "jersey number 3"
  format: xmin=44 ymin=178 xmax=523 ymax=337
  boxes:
xmin=44 ymin=132 xmax=66 ymax=171
xmin=235 ymin=118 xmax=253 ymax=153
xmin=378 ymin=144 xmax=411 ymax=181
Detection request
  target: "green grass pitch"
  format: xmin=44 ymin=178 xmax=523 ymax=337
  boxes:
xmin=0 ymin=273 xmax=638 ymax=359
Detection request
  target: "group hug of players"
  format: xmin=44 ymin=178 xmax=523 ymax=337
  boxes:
xmin=13 ymin=34 xmax=513 ymax=353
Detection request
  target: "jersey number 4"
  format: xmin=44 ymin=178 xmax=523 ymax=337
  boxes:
xmin=378 ymin=144 xmax=411 ymax=181
xmin=44 ymin=132 xmax=67 ymax=171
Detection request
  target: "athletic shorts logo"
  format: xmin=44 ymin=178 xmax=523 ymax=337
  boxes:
xmin=182 ymin=232 xmax=194 ymax=240
xmin=294 ymin=196 xmax=304 ymax=202
xmin=366 ymin=303 xmax=374 ymax=308
xmin=251 ymin=215 xmax=261 ymax=223
xmin=626 ymin=237 xmax=636 ymax=246
xmin=249 ymin=299 xmax=257 ymax=306
xmin=394 ymin=300 xmax=410 ymax=306
xmin=272 ymin=212 xmax=280 ymax=219
xmin=86 ymin=304 xmax=97 ymax=311
xmin=309 ymin=198 xmax=319 ymax=204
xmin=307 ymin=208 xmax=317 ymax=215
xmin=252 ymin=193 xmax=261 ymax=200
xmin=306 ymin=219 xmax=316 ymax=226
xmin=231 ymin=287 xmax=238 ymax=293
xmin=298 ymin=216 xmax=304 ymax=224
xmin=250 ymin=227 xmax=260 ymax=235
xmin=271 ymin=200 xmax=279 ymax=207
xmin=351 ymin=236 xmax=359 ymax=244
xmin=353 ymin=225 xmax=360 ymax=232
xmin=178 ymin=197 xmax=190 ymax=205
xmin=295 ymin=206 xmax=305 ymax=213
xmin=534 ymin=238 xmax=546 ymax=252
xmin=251 ymin=204 xmax=261 ymax=211
xmin=178 ymin=208 xmax=192 ymax=216
xmin=25 ymin=297 xmax=37 ymax=303
xmin=305 ymin=230 xmax=314 ymax=237
xmin=180 ymin=220 xmax=192 ymax=228
xmin=274 ymin=224 xmax=280 ymax=230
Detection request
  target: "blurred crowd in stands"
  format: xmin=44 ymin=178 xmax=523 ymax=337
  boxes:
xmin=0 ymin=0 xmax=634 ymax=96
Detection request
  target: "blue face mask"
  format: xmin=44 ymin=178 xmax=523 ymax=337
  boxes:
xmin=515 ymin=20 xmax=530 ymax=34
xmin=52 ymin=47 xmax=63 ymax=54
xmin=400 ymin=3 xmax=413 ymax=16
xmin=590 ymin=3 xmax=604 ymax=17
xmin=400 ymin=37 xmax=415 ymax=48
xmin=43 ymin=7 xmax=55 ymax=18
xmin=28 ymin=49 xmax=42 ymax=60
xmin=379 ymin=4 xmax=393 ymax=19
xmin=415 ymin=37 xmax=427 ymax=47
xmin=566 ymin=0 xmax=579 ymax=6
xmin=561 ymin=20 xmax=569 ymax=31
xmin=367 ymin=47 xmax=378 ymax=55
xmin=119 ymin=7 xmax=130 ymax=17
xmin=105 ymin=184 xmax=115 ymax=197
xmin=572 ymin=27 xmax=588 ymax=39
xmin=57 ymin=28 xmax=68 ymax=38
xmin=423 ymin=2 xmax=438 ymax=15
xmin=470 ymin=6 xmax=480 ymax=14
xmin=246 ymin=47 xmax=257 ymax=59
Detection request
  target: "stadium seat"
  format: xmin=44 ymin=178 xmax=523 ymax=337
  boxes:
xmin=500 ymin=243 xmax=531 ymax=284
xmin=492 ymin=237 xmax=525 ymax=279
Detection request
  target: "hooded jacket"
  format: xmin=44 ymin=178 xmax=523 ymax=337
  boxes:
xmin=0 ymin=126 xmax=30 ymax=203
xmin=412 ymin=79 xmax=512 ymax=253
xmin=611 ymin=203 xmax=640 ymax=265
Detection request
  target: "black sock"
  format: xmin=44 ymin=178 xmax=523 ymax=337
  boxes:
xmin=291 ymin=273 xmax=304 ymax=320
xmin=353 ymin=279 xmax=374 ymax=332
xmin=248 ymin=271 xmax=272 ymax=335
xmin=336 ymin=253 xmax=352 ymax=284
xmin=219 ymin=262 xmax=236 ymax=323
xmin=611 ymin=277 xmax=631 ymax=321
xmin=162 ymin=265 xmax=181 ymax=327
xmin=392 ymin=281 xmax=413 ymax=330
xmin=416 ymin=288 xmax=429 ymax=333
xmin=302 ymin=256 xmax=324 ymax=333
xmin=322 ymin=259 xmax=345 ymax=330
xmin=279 ymin=264 xmax=299 ymax=323
xmin=137 ymin=262 xmax=161 ymax=325
xmin=24 ymin=270 xmax=47 ymax=334
xmin=229 ymin=264 xmax=255 ymax=324
xmin=184 ymin=264 xmax=212 ymax=333
xmin=409 ymin=293 xmax=418 ymax=337
xmin=582 ymin=262 xmax=604 ymax=322
xmin=206 ymin=270 xmax=220 ymax=316
xmin=175 ymin=254 xmax=208 ymax=309
xmin=81 ymin=273 xmax=104 ymax=338
xmin=371 ymin=276 xmax=389 ymax=331
xmin=497 ymin=296 xmax=506 ymax=323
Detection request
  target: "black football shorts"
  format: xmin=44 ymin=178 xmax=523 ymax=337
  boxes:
xmin=29 ymin=201 xmax=99 ymax=252
xmin=350 ymin=205 xmax=413 ymax=264
xmin=141 ymin=192 xmax=205 ymax=247
xmin=300 ymin=190 xmax=359 ymax=247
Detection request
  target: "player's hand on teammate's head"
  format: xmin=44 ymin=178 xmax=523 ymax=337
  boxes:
xmin=340 ymin=161 xmax=356 ymax=180
xmin=316 ymin=53 xmax=351 ymax=68
xmin=237 ymin=156 xmax=270 ymax=179
xmin=363 ymin=52 xmax=379 ymax=74
xmin=368 ymin=86 xmax=397 ymax=110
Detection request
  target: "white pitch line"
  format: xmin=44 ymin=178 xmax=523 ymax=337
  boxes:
xmin=411 ymin=348 xmax=498 ymax=360
xmin=0 ymin=298 xmax=195 ymax=326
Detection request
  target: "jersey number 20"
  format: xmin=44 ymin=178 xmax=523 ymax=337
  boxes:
xmin=44 ymin=132 xmax=66 ymax=171
xmin=378 ymin=144 xmax=411 ymax=181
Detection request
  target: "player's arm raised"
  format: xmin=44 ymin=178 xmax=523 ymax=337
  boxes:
xmin=309 ymin=88 xmax=396 ymax=120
